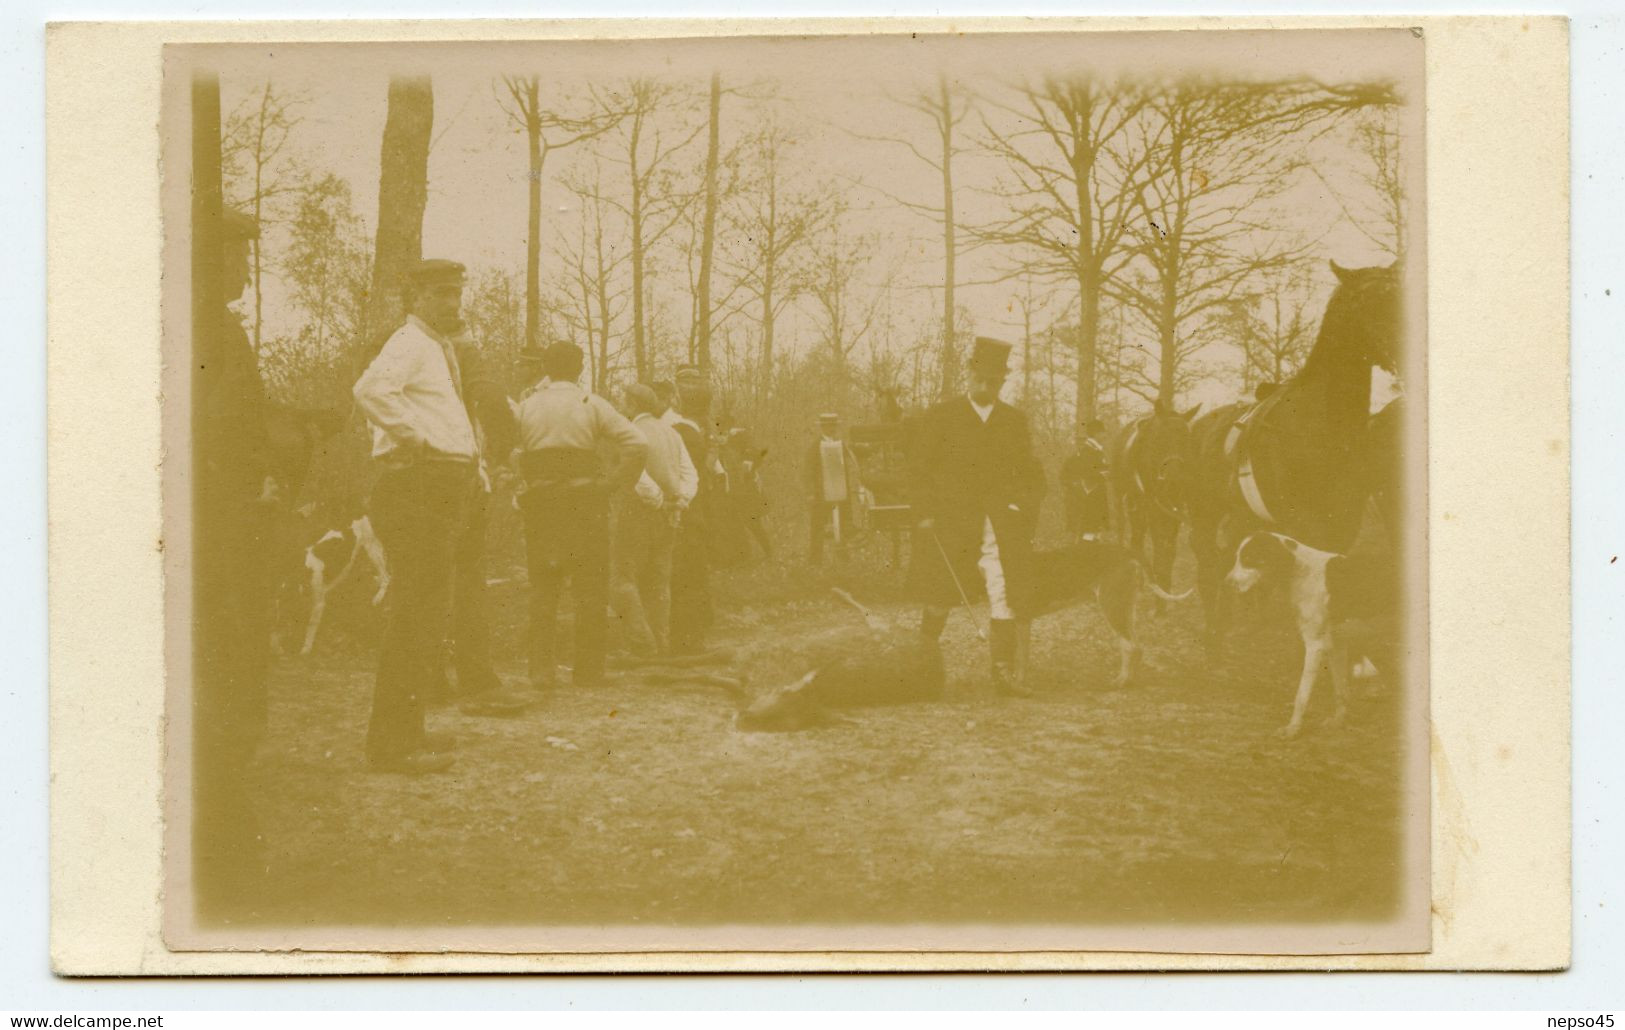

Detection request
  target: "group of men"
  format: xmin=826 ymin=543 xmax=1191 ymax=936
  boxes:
xmin=352 ymin=258 xmax=720 ymax=774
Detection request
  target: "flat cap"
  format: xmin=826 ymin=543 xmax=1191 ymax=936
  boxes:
xmin=409 ymin=258 xmax=467 ymax=288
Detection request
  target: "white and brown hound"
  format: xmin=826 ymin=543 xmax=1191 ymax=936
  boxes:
xmin=1225 ymin=531 xmax=1395 ymax=738
xmin=273 ymin=505 xmax=390 ymax=656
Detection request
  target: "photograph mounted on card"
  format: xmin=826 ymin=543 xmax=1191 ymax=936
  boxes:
xmin=152 ymin=26 xmax=1434 ymax=959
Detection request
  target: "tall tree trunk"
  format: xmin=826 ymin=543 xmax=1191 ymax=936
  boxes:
xmin=249 ymin=84 xmax=270 ymax=355
xmin=938 ymin=74 xmax=959 ymax=401
xmin=1075 ymin=270 xmax=1099 ymax=426
xmin=365 ymin=77 xmax=433 ymax=352
xmin=696 ymin=72 xmax=722 ymax=372
xmin=524 ymin=79 xmax=543 ymax=354
xmin=628 ymin=112 xmax=648 ymax=380
xmin=1158 ymin=268 xmax=1178 ymax=406
xmin=1069 ymin=101 xmax=1098 ymax=426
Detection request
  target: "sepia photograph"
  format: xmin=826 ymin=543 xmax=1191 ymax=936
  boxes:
xmin=160 ymin=28 xmax=1429 ymax=956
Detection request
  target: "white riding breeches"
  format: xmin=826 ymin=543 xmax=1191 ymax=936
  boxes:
xmin=977 ymin=517 xmax=1013 ymax=620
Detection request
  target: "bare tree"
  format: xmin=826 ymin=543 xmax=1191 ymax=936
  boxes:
xmin=1116 ymin=79 xmax=1389 ymax=407
xmin=553 ymin=162 xmax=632 ymax=392
xmin=220 ymin=81 xmax=305 ymax=354
xmin=721 ymin=116 xmax=827 ymax=379
xmin=853 ymin=74 xmax=975 ymax=400
xmin=972 ymin=76 xmax=1156 ymax=425
xmin=695 ymin=72 xmax=723 ymax=371
xmin=601 ymin=78 xmax=706 ymax=380
xmin=364 ymin=76 xmax=433 ymax=352
xmin=804 ymin=196 xmax=895 ymax=381
xmin=1314 ymin=103 xmax=1405 ymax=262
xmin=1210 ymin=259 xmax=1322 ymax=392
xmin=494 ymin=76 xmax=621 ymax=353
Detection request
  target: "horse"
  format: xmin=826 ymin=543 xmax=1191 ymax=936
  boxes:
xmin=1108 ymin=403 xmax=1201 ymax=603
xmin=1188 ymin=260 xmax=1402 ymax=638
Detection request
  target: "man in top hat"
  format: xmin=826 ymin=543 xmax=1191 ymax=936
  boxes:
xmin=804 ymin=412 xmax=863 ymax=565
xmin=906 ymin=335 xmax=1047 ymax=695
xmin=665 ymin=365 xmax=720 ymax=655
xmin=352 ymin=257 xmax=481 ymax=773
xmin=1061 ymin=418 xmax=1111 ymax=542
xmin=514 ymin=341 xmax=647 ymax=688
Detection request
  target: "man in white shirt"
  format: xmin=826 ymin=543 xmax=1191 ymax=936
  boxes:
xmin=352 ymin=258 xmax=478 ymax=774
xmin=514 ymin=342 xmax=647 ymax=687
xmin=611 ymin=383 xmax=698 ymax=656
xmin=661 ymin=368 xmax=720 ymax=655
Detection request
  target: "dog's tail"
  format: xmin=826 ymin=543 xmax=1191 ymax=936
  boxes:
xmin=1135 ymin=561 xmax=1196 ymax=602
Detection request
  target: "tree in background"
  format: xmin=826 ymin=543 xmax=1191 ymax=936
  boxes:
xmin=220 ymin=81 xmax=306 ymax=354
xmin=1115 ymin=79 xmax=1391 ymax=408
xmin=603 ymin=77 xmax=706 ymax=380
xmin=720 ymin=116 xmax=828 ymax=384
xmin=856 ymin=74 xmax=975 ymax=401
xmin=554 ymin=161 xmax=632 ymax=391
xmin=973 ymin=76 xmax=1155 ymax=427
xmin=1210 ymin=258 xmax=1322 ymax=394
xmin=363 ymin=76 xmax=434 ymax=355
xmin=494 ymin=76 xmax=621 ymax=353
xmin=804 ymin=196 xmax=893 ymax=383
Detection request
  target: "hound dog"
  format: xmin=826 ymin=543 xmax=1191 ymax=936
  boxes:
xmin=1225 ymin=531 xmax=1396 ymax=738
xmin=1020 ymin=541 xmax=1195 ymax=689
xmin=272 ymin=504 xmax=390 ymax=656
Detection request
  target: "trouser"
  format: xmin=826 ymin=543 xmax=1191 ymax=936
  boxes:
xmin=807 ymin=501 xmax=851 ymax=564
xmin=669 ymin=519 xmax=713 ymax=655
xmin=365 ymin=462 xmax=474 ymax=762
xmin=521 ymin=482 xmax=611 ymax=685
xmin=610 ymin=499 xmax=676 ymax=656
xmin=193 ymin=488 xmax=275 ymax=907
xmin=451 ymin=486 xmax=503 ymax=695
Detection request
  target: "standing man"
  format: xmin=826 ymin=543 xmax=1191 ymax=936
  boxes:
xmin=1061 ymin=418 xmax=1111 ymax=542
xmin=665 ymin=366 xmax=718 ymax=656
xmin=193 ymin=206 xmax=273 ymax=896
xmin=804 ymin=412 xmax=861 ymax=565
xmin=353 ymin=258 xmax=480 ymax=774
xmin=611 ymin=383 xmax=697 ymax=657
xmin=515 ymin=342 xmax=647 ymax=688
xmin=906 ymin=336 xmax=1047 ymax=696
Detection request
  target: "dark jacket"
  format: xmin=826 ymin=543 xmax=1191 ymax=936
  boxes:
xmin=905 ymin=397 xmax=1047 ymax=615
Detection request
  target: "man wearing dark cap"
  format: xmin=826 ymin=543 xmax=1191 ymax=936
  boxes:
xmin=514 ymin=341 xmax=647 ymax=688
xmin=906 ymin=336 xmax=1047 ymax=696
xmin=352 ymin=258 xmax=480 ymax=773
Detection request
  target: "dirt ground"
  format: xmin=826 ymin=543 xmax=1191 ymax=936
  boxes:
xmin=232 ymin=524 xmax=1408 ymax=930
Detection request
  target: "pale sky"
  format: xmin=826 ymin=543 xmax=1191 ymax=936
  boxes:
xmin=211 ymin=29 xmax=1417 ymax=412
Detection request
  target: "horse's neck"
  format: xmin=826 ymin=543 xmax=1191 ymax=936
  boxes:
xmin=1296 ymin=316 xmax=1372 ymax=438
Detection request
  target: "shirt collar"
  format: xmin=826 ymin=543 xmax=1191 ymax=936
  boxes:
xmin=966 ymin=395 xmax=995 ymax=423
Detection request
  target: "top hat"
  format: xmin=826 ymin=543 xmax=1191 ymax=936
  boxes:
xmin=408 ymin=258 xmax=467 ymax=289
xmin=968 ymin=336 xmax=1013 ymax=377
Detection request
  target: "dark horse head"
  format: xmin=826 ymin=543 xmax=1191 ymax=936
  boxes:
xmin=1134 ymin=402 xmax=1201 ymax=520
xmin=1299 ymin=262 xmax=1402 ymax=413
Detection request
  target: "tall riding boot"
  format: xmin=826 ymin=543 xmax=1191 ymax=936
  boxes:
xmin=989 ymin=618 xmax=1031 ymax=697
xmin=920 ymin=606 xmax=949 ymax=642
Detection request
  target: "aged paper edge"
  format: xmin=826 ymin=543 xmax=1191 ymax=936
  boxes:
xmin=45 ymin=14 xmax=1570 ymax=975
